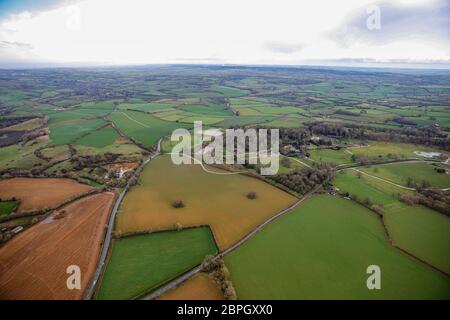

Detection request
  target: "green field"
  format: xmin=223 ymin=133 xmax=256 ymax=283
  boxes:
xmin=40 ymin=145 xmax=71 ymax=162
xmin=96 ymin=227 xmax=217 ymax=300
xmin=160 ymin=131 xmax=194 ymax=154
xmin=0 ymin=200 xmax=19 ymax=216
xmin=361 ymin=162 xmax=450 ymax=189
xmin=210 ymin=85 xmax=249 ymax=97
xmin=217 ymin=115 xmax=276 ymax=127
xmin=384 ymin=205 xmax=450 ymax=274
xmin=77 ymin=100 xmax=117 ymax=110
xmin=0 ymin=118 xmax=44 ymax=132
xmin=116 ymin=154 xmax=297 ymax=250
xmin=231 ymin=107 xmax=264 ymax=116
xmin=152 ymin=110 xmax=187 ymax=122
xmin=48 ymin=118 xmax=105 ymax=145
xmin=119 ymin=103 xmax=175 ymax=112
xmin=264 ymin=117 xmax=308 ymax=128
xmin=178 ymin=103 xmax=232 ymax=116
xmin=47 ymin=108 xmax=108 ymax=124
xmin=277 ymin=156 xmax=306 ymax=174
xmin=225 ymin=195 xmax=450 ymax=299
xmin=107 ymin=110 xmax=190 ymax=147
xmin=75 ymin=125 xmax=121 ymax=148
xmin=352 ymin=142 xmax=446 ymax=160
xmin=334 ymin=169 xmax=450 ymax=275
xmin=0 ymin=136 xmax=47 ymax=170
xmin=1 ymin=65 xmax=450 ymax=300
xmin=333 ymin=169 xmax=410 ymax=206
xmin=252 ymin=106 xmax=301 ymax=115
xmin=309 ymin=148 xmax=354 ymax=165
xmin=74 ymin=139 xmax=144 ymax=158
xmin=0 ymin=145 xmax=20 ymax=169
xmin=179 ymin=115 xmax=224 ymax=125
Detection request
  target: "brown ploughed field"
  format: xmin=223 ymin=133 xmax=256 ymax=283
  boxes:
xmin=0 ymin=192 xmax=115 ymax=300
xmin=0 ymin=178 xmax=94 ymax=213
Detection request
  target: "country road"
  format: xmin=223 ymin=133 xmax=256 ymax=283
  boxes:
xmin=350 ymin=168 xmax=416 ymax=191
xmin=83 ymin=138 xmax=162 ymax=300
xmin=84 ymin=149 xmax=447 ymax=300
xmin=289 ymin=156 xmax=312 ymax=168
xmin=220 ymin=183 xmax=321 ymax=256
xmin=140 ymin=158 xmax=449 ymax=300
xmin=142 ymin=265 xmax=203 ymax=300
xmin=141 ymin=181 xmax=324 ymax=300
xmin=347 ymin=162 xmax=449 ymax=191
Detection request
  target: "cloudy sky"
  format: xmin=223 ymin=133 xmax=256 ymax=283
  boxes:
xmin=0 ymin=0 xmax=449 ymax=68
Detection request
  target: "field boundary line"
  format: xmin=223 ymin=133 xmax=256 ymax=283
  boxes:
xmin=83 ymin=138 xmax=162 ymax=300
xmin=340 ymin=194 xmax=450 ymax=278
xmin=165 ymin=152 xmax=246 ymax=175
xmin=105 ymin=115 xmax=154 ymax=152
xmin=141 ymin=182 xmax=325 ymax=300
xmin=288 ymin=156 xmax=312 ymax=168
xmin=119 ymin=111 xmax=150 ymax=128
xmin=141 ymin=265 xmax=203 ymax=300
xmin=220 ymin=183 xmax=323 ymax=256
xmin=0 ymin=188 xmax=102 ymax=224
xmin=350 ymin=168 xmax=415 ymax=191
xmin=115 ymin=224 xmax=220 ymax=250
xmin=390 ymin=241 xmax=450 ymax=278
xmin=141 ymin=158 xmax=448 ymax=300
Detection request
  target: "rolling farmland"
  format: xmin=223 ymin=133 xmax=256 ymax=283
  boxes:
xmin=0 ymin=65 xmax=449 ymax=301
xmin=96 ymin=227 xmax=217 ymax=300
xmin=0 ymin=192 xmax=115 ymax=299
xmin=333 ymin=168 xmax=450 ymax=275
xmin=0 ymin=178 xmax=94 ymax=213
xmin=107 ymin=110 xmax=190 ymax=147
xmin=225 ymin=195 xmax=450 ymax=299
xmin=360 ymin=162 xmax=450 ymax=189
xmin=115 ymin=155 xmax=298 ymax=250
xmin=384 ymin=205 xmax=450 ymax=274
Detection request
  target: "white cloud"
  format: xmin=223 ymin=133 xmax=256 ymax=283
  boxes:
xmin=0 ymin=0 xmax=448 ymax=66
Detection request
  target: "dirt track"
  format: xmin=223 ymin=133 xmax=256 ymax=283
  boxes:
xmin=0 ymin=192 xmax=115 ymax=300
xmin=0 ymin=178 xmax=94 ymax=213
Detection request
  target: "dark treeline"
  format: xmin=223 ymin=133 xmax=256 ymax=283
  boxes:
xmin=278 ymin=127 xmax=310 ymax=150
xmin=202 ymin=256 xmax=237 ymax=300
xmin=269 ymin=163 xmax=334 ymax=195
xmin=392 ymin=116 xmax=417 ymax=126
xmin=306 ymin=122 xmax=450 ymax=151
xmin=0 ymin=116 xmax=37 ymax=129
xmin=71 ymin=153 xmax=119 ymax=169
xmin=250 ymin=126 xmax=311 ymax=155
xmin=400 ymin=189 xmax=450 ymax=217
xmin=335 ymin=109 xmax=360 ymax=116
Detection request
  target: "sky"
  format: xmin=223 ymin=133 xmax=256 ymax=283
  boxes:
xmin=0 ymin=0 xmax=449 ymax=68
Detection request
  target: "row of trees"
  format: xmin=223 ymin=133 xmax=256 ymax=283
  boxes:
xmin=307 ymin=122 xmax=450 ymax=151
xmin=201 ymin=255 xmax=237 ymax=300
xmin=269 ymin=163 xmax=334 ymax=194
xmin=340 ymin=191 xmax=385 ymax=216
xmin=71 ymin=153 xmax=120 ymax=170
xmin=400 ymin=189 xmax=450 ymax=217
xmin=0 ymin=115 xmax=36 ymax=129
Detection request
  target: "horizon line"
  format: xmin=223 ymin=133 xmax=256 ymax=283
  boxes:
xmin=1 ymin=61 xmax=450 ymax=72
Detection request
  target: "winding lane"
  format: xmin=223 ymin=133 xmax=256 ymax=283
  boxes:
xmin=83 ymin=138 xmax=161 ymax=300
